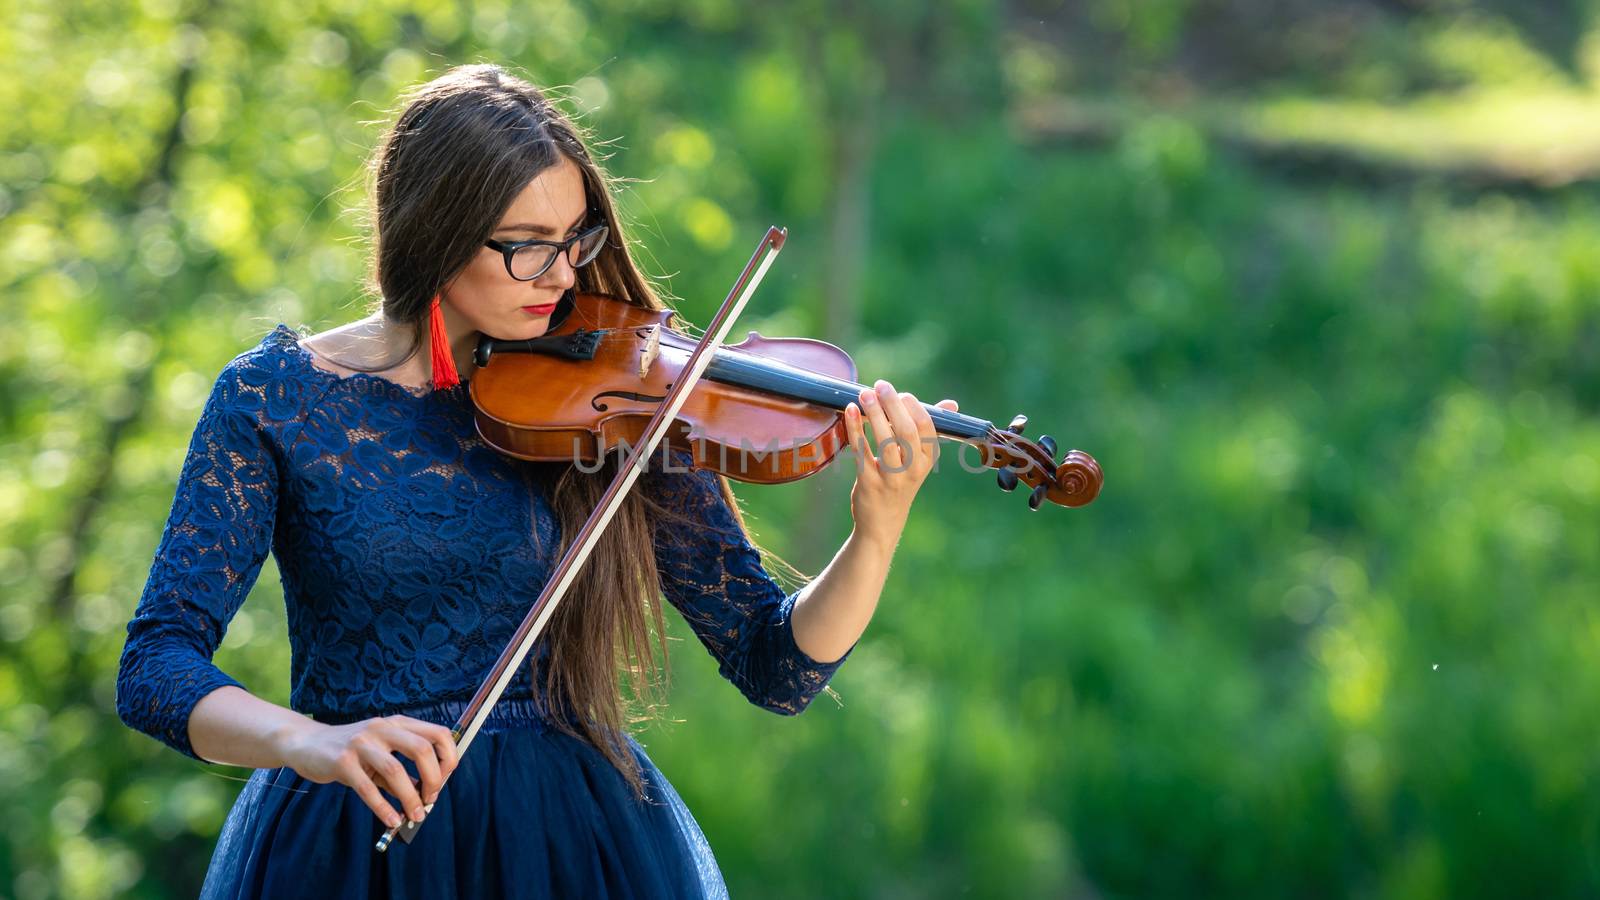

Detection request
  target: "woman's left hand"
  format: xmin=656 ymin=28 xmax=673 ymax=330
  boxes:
xmin=843 ymin=379 xmax=959 ymax=550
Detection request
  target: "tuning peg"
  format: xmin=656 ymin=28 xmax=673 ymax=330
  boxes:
xmin=1006 ymin=414 xmax=1027 ymax=435
xmin=997 ymin=467 xmax=1019 ymax=492
xmin=1028 ymin=483 xmax=1049 ymax=510
xmin=1038 ymin=435 xmax=1057 ymax=461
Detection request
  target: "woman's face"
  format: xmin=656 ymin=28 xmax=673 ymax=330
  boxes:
xmin=443 ymin=154 xmax=589 ymax=341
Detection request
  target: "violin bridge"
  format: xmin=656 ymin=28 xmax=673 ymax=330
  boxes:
xmin=637 ymin=324 xmax=660 ymax=379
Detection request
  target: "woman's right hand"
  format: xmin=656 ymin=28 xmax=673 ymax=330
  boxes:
xmin=274 ymin=716 xmax=459 ymax=829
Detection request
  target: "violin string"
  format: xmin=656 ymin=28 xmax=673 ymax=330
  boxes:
xmin=585 ymin=328 xmax=996 ymax=439
xmin=707 ymin=351 xmax=995 ymax=440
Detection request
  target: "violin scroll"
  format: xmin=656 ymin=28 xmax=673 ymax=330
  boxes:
xmin=1053 ymin=449 xmax=1103 ymax=508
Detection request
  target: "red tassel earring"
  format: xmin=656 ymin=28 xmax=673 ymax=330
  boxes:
xmin=428 ymin=294 xmax=460 ymax=390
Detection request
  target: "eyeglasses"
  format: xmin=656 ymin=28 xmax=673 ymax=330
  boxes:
xmin=483 ymin=223 xmax=609 ymax=282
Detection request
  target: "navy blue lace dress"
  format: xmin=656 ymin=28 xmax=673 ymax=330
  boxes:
xmin=115 ymin=325 xmax=850 ymax=899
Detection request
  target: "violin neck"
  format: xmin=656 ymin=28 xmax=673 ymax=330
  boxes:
xmin=705 ymin=351 xmax=994 ymax=441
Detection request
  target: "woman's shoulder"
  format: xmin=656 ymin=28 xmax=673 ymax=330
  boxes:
xmin=203 ymin=324 xmax=326 ymax=426
xmin=300 ymin=316 xmax=440 ymax=391
xmin=216 ymin=322 xmax=307 ymax=375
xmin=210 ymin=320 xmax=439 ymax=423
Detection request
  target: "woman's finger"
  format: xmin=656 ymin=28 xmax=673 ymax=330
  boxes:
xmin=360 ymin=740 xmax=426 ymax=822
xmin=861 ymin=383 xmax=901 ymax=469
xmin=381 ymin=721 xmax=443 ymax=805
xmin=932 ymin=399 xmax=958 ymax=469
xmin=340 ymin=756 xmax=404 ymax=829
xmin=880 ymin=388 xmax=922 ymax=474
xmin=844 ymin=402 xmax=873 ymax=475
xmin=906 ymin=392 xmax=939 ymax=470
xmin=410 ymin=720 xmax=459 ymax=784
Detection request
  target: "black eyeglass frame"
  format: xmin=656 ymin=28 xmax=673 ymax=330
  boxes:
xmin=483 ymin=223 xmax=609 ymax=282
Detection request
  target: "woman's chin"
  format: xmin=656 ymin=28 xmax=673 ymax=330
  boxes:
xmin=481 ymin=319 xmax=550 ymax=342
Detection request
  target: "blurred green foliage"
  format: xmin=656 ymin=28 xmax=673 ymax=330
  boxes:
xmin=4 ymin=1 xmax=1600 ymax=898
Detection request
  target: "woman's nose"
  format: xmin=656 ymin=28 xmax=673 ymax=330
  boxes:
xmin=541 ymin=253 xmax=577 ymax=290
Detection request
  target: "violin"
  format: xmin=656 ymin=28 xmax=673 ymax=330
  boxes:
xmin=468 ymin=290 xmax=1102 ymax=510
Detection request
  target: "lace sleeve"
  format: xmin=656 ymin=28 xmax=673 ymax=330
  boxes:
xmin=649 ymin=456 xmax=851 ymax=715
xmin=115 ymin=357 xmax=281 ymax=760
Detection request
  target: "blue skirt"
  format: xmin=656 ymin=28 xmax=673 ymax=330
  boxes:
xmin=199 ymin=699 xmax=727 ymax=899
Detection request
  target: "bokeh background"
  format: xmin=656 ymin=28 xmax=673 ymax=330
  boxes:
xmin=5 ymin=1 xmax=1600 ymax=897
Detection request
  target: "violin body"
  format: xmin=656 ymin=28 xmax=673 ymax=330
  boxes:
xmin=469 ymin=291 xmax=1102 ymax=508
xmin=472 ymin=292 xmax=855 ymax=482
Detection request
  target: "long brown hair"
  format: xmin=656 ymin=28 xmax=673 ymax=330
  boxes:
xmin=362 ymin=63 xmax=784 ymax=794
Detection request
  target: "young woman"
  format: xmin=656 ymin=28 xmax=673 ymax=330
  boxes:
xmin=115 ymin=64 xmax=957 ymax=898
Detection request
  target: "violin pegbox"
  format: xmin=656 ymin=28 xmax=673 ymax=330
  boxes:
xmin=995 ymin=413 xmax=1026 ymax=493
xmin=988 ymin=413 xmax=1103 ymax=510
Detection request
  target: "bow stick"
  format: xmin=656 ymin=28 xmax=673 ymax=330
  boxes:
xmin=376 ymin=226 xmax=788 ymax=851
